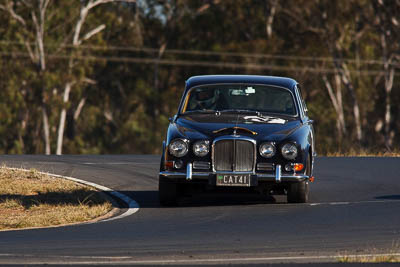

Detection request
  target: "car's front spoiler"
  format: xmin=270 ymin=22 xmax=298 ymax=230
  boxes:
xmin=159 ymin=164 xmax=309 ymax=184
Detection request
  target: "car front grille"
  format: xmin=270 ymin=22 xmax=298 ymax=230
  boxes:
xmin=257 ymin=162 xmax=274 ymax=171
xmin=193 ymin=161 xmax=210 ymax=170
xmin=213 ymin=139 xmax=255 ymax=172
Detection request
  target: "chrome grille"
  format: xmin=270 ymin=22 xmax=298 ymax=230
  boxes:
xmin=213 ymin=140 xmax=233 ymax=171
xmin=193 ymin=161 xmax=210 ymax=170
xmin=213 ymin=139 xmax=255 ymax=172
xmin=235 ymin=140 xmax=254 ymax=171
xmin=257 ymin=163 xmax=274 ymax=171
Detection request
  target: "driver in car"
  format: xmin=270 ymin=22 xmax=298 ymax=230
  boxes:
xmin=190 ymin=89 xmax=219 ymax=110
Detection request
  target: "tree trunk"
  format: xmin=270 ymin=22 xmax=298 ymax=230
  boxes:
xmin=42 ymin=105 xmax=51 ymax=155
xmin=335 ymin=73 xmax=346 ymax=135
xmin=266 ymin=0 xmax=278 ymax=38
xmin=343 ymin=72 xmax=362 ymax=143
xmin=33 ymin=0 xmax=51 ymax=154
xmin=56 ymin=0 xmax=130 ymax=155
xmin=380 ymin=32 xmax=395 ymax=150
xmin=74 ymin=97 xmax=86 ymax=121
xmin=56 ymin=82 xmax=72 ymax=155
xmin=331 ymin=55 xmax=362 ymax=143
xmin=322 ymin=74 xmax=346 ymax=145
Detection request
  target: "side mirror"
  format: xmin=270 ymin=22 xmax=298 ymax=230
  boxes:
xmin=302 ymin=100 xmax=308 ymax=113
xmin=169 ymin=115 xmax=177 ymax=123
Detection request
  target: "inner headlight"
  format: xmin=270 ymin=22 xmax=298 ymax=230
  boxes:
xmin=168 ymin=139 xmax=188 ymax=157
xmin=259 ymin=142 xmax=275 ymax=158
xmin=281 ymin=143 xmax=298 ymax=160
xmin=193 ymin=140 xmax=210 ymax=157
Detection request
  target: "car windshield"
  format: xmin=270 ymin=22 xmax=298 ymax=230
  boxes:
xmin=182 ymin=84 xmax=297 ymax=116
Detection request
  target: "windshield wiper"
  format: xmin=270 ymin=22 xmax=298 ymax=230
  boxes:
xmin=219 ymin=109 xmax=261 ymax=116
xmin=183 ymin=110 xmax=218 ymax=114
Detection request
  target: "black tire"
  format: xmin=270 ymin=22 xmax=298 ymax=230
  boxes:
xmin=159 ymin=176 xmax=178 ymax=206
xmin=287 ymin=180 xmax=309 ymax=203
xmin=287 ymin=155 xmax=311 ymax=203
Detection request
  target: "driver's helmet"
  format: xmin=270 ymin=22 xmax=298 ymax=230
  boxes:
xmin=195 ymin=88 xmax=217 ymax=108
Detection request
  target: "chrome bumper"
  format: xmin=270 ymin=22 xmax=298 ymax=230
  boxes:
xmin=159 ymin=164 xmax=309 ymax=183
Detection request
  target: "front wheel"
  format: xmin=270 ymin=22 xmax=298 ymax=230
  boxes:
xmin=287 ymin=155 xmax=311 ymax=203
xmin=287 ymin=180 xmax=309 ymax=203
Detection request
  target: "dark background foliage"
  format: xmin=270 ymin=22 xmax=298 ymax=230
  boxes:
xmin=0 ymin=0 xmax=398 ymax=155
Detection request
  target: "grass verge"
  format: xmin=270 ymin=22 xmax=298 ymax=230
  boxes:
xmin=338 ymin=255 xmax=400 ymax=263
xmin=325 ymin=150 xmax=400 ymax=157
xmin=321 ymin=152 xmax=400 ymax=158
xmin=0 ymin=166 xmax=112 ymax=231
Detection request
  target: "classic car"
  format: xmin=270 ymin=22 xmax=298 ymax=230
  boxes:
xmin=159 ymin=75 xmax=315 ymax=205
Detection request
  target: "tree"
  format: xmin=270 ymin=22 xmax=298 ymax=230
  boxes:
xmin=372 ymin=0 xmax=400 ymax=150
xmin=0 ymin=0 xmax=399 ymax=155
xmin=56 ymin=0 xmax=136 ymax=155
xmin=281 ymin=0 xmax=366 ymax=144
xmin=0 ymin=0 xmax=135 ymax=155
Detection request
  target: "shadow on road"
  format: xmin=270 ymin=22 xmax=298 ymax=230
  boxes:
xmin=119 ymin=190 xmax=279 ymax=208
xmin=375 ymin=195 xmax=400 ymax=200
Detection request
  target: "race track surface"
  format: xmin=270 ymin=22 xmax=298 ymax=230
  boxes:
xmin=0 ymin=155 xmax=399 ymax=265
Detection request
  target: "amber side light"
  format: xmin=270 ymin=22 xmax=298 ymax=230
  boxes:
xmin=165 ymin=161 xmax=174 ymax=170
xmin=309 ymin=176 xmax=315 ymax=183
xmin=293 ymin=163 xmax=304 ymax=172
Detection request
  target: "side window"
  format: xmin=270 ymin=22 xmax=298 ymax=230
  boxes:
xmin=297 ymin=85 xmax=308 ymax=116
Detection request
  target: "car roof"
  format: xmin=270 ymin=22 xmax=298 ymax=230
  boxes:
xmin=185 ymin=75 xmax=298 ymax=92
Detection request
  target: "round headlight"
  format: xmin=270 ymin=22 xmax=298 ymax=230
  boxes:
xmin=259 ymin=142 xmax=276 ymax=158
xmin=168 ymin=139 xmax=188 ymax=157
xmin=281 ymin=143 xmax=298 ymax=160
xmin=193 ymin=140 xmax=210 ymax=157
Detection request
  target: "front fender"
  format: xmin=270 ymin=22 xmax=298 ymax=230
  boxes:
xmin=160 ymin=141 xmax=166 ymax=172
xmin=283 ymin=123 xmax=313 ymax=169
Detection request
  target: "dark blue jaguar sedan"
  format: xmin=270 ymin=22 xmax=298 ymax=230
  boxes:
xmin=159 ymin=75 xmax=315 ymax=205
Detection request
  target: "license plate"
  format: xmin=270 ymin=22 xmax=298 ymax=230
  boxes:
xmin=216 ymin=174 xmax=251 ymax=187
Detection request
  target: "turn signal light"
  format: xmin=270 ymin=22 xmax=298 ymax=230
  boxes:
xmin=309 ymin=176 xmax=315 ymax=183
xmin=293 ymin=163 xmax=304 ymax=172
xmin=165 ymin=161 xmax=174 ymax=170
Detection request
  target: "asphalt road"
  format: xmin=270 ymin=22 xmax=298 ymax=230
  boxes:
xmin=0 ymin=155 xmax=400 ymax=265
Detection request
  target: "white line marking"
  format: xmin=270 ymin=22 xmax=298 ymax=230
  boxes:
xmin=2 ymin=252 xmax=400 ymax=265
xmin=83 ymin=162 xmax=131 ymax=165
xmin=109 ymin=253 xmax=400 ymax=264
xmin=330 ymin=202 xmax=350 ymax=205
xmin=60 ymin=256 xmax=132 ymax=260
xmin=308 ymin=199 xmax=400 ymax=206
xmin=87 ymin=253 xmax=400 ymax=264
xmin=4 ymin=167 xmax=140 ymax=223
xmin=0 ymin=254 xmax=131 ymax=260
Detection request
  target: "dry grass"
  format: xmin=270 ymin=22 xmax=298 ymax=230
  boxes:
xmin=325 ymin=148 xmax=400 ymax=157
xmin=0 ymin=166 xmax=112 ymax=230
xmin=338 ymin=243 xmax=400 ymax=263
xmin=339 ymin=255 xmax=400 ymax=263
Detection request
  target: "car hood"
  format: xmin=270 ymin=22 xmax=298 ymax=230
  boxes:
xmin=174 ymin=113 xmax=302 ymax=141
